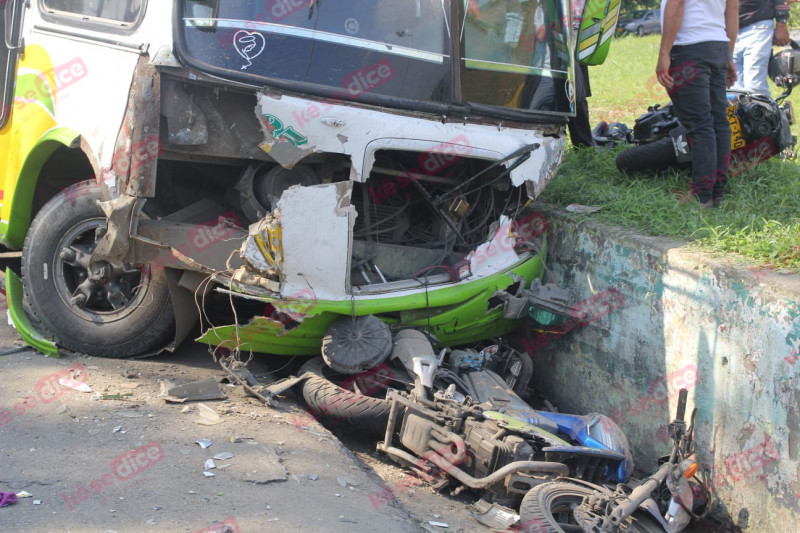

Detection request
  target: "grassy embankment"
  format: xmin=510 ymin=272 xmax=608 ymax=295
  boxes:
xmin=542 ymin=35 xmax=800 ymax=270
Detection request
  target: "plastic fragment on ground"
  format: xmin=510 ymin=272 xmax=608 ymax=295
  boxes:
xmin=195 ymin=439 xmax=213 ymax=449
xmin=58 ymin=377 xmax=92 ymax=393
xmin=213 ymin=452 xmax=234 ymax=461
xmin=196 ymin=404 xmax=223 ymax=425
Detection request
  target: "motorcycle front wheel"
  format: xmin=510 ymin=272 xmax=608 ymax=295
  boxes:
xmin=299 ymin=356 xmax=404 ymax=435
xmin=519 ymin=481 xmax=663 ymax=532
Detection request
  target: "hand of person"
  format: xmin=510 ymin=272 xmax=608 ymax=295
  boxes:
xmin=774 ymin=22 xmax=791 ymax=47
xmin=726 ymin=60 xmax=737 ymax=88
xmin=656 ymin=52 xmax=673 ymax=89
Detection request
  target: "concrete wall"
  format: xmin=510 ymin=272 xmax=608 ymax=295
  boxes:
xmin=528 ymin=207 xmax=800 ymax=531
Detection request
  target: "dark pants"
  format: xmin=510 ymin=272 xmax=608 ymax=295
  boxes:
xmin=668 ymin=41 xmax=731 ymax=203
xmin=569 ymin=62 xmax=593 ymax=148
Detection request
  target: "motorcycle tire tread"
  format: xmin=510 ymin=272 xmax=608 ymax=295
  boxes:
xmin=519 ymin=481 xmax=663 ymax=532
xmin=299 ymin=357 xmax=391 ymax=435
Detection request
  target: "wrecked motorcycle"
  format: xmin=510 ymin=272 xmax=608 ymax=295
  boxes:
xmin=289 ymin=327 xmax=633 ymax=527
xmin=519 ymin=388 xmax=709 ymax=532
xmin=611 ymin=45 xmax=798 ymax=175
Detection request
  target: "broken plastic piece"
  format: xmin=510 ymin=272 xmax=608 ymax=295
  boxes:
xmin=203 ymin=471 xmax=216 ymax=477
xmin=196 ymin=439 xmax=213 ymax=449
xmin=58 ymin=377 xmax=92 ymax=393
xmin=205 ymin=459 xmax=216 ymax=470
xmin=196 ymin=404 xmax=223 ymax=425
xmin=213 ymin=452 xmax=234 ymax=461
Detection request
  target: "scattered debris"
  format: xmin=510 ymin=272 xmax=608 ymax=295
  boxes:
xmin=102 ymin=393 xmax=134 ymax=400
xmin=203 ymin=472 xmax=215 ymax=478
xmin=336 ymin=477 xmax=357 ymax=487
xmin=471 ymin=500 xmax=520 ymax=529
xmin=33 ymin=499 xmax=41 ymax=505
xmin=54 ymin=404 xmax=68 ymax=415
xmin=116 ymin=410 xmax=143 ymax=418
xmin=205 ymin=459 xmax=216 ymax=470
xmin=165 ymin=378 xmax=226 ymax=403
xmin=57 ymin=377 xmax=92 ymax=393
xmin=121 ymin=370 xmax=139 ymax=379
xmin=196 ymin=404 xmax=223 ymax=426
xmin=338 ymin=516 xmax=357 ymax=523
xmin=212 ymin=452 xmax=234 ymax=461
xmin=112 ymin=426 xmax=123 ymax=433
xmin=195 ymin=439 xmax=213 ymax=449
xmin=228 ymin=444 xmax=286 ymax=484
xmin=119 ymin=383 xmax=140 ymax=390
xmin=0 ymin=492 xmax=17 ymax=507
xmin=565 ymin=203 xmax=603 ymax=214
xmin=15 ymin=491 xmax=32 ymax=498
xmin=180 ymin=406 xmax=193 ymax=414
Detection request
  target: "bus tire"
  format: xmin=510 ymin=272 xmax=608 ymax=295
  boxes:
xmin=21 ymin=181 xmax=175 ymax=358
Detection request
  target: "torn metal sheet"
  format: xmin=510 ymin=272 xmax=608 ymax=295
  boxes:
xmin=254 ymin=91 xmax=562 ymax=190
xmin=471 ymin=500 xmax=520 ymax=529
xmin=277 ymin=182 xmax=356 ymax=301
xmin=165 ymin=378 xmax=226 ymax=402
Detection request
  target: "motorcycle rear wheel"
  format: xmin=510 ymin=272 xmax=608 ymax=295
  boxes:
xmin=299 ymin=356 xmax=396 ymax=435
xmin=519 ymin=481 xmax=663 ymax=532
xmin=616 ymin=137 xmax=678 ymax=174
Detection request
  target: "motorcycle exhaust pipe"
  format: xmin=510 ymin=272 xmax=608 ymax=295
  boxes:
xmin=380 ymin=444 xmax=568 ymax=490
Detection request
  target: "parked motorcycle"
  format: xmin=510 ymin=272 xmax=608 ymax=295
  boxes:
xmin=287 ymin=326 xmax=634 ymax=525
xmin=611 ymin=43 xmax=799 ymax=175
xmin=519 ymin=388 xmax=709 ymax=532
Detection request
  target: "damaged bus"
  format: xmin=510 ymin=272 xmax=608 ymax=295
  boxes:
xmin=0 ymin=0 xmax=585 ymax=358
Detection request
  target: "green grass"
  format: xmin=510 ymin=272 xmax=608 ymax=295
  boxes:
xmin=547 ymin=34 xmax=800 ymax=271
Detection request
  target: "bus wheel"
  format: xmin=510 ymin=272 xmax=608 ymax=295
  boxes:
xmin=21 ymin=182 xmax=175 ymax=358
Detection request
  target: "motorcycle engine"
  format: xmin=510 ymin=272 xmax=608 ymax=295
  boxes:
xmin=463 ymin=419 xmax=534 ymax=479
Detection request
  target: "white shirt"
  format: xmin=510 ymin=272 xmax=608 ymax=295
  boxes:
xmin=661 ymin=0 xmax=729 ymax=45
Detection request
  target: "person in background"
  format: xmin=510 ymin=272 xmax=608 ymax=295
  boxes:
xmin=657 ymin=0 xmax=739 ymax=208
xmin=570 ymin=0 xmax=593 ymax=147
xmin=733 ymin=0 xmax=791 ymax=95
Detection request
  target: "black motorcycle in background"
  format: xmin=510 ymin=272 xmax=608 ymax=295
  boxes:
xmin=602 ymin=43 xmax=799 ymax=175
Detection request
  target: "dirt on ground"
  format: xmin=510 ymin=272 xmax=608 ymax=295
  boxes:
xmin=0 ymin=272 xmax=489 ymax=533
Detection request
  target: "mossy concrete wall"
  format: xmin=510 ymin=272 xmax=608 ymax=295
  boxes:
xmin=529 ymin=207 xmax=800 ymax=531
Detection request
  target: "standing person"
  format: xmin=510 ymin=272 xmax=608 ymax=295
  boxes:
xmin=733 ymin=0 xmax=791 ymax=96
xmin=570 ymin=0 xmax=593 ymax=148
xmin=656 ymin=0 xmax=740 ymax=208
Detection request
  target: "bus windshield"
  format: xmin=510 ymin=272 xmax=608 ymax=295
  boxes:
xmin=178 ymin=0 xmax=573 ymax=117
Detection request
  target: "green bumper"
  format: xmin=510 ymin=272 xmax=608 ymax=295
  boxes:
xmin=5 ymin=268 xmax=58 ymax=357
xmin=198 ymin=254 xmax=544 ymax=356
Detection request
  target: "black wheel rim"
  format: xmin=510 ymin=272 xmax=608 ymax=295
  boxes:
xmin=54 ymin=217 xmax=149 ymax=322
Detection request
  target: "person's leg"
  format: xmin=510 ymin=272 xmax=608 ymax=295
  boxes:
xmin=709 ymin=43 xmax=733 ymax=202
xmin=740 ymin=20 xmax=775 ymax=96
xmin=732 ymin=26 xmax=747 ymax=91
xmin=568 ymin=63 xmax=593 ymax=147
xmin=668 ymin=44 xmax=716 ymax=203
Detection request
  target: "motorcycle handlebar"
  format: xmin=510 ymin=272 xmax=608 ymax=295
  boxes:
xmin=676 ymin=389 xmax=688 ymax=422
